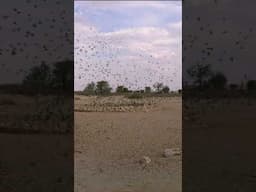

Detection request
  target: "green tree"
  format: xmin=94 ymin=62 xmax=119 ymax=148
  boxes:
xmin=52 ymin=60 xmax=73 ymax=91
xmin=145 ymin=86 xmax=151 ymax=93
xmin=95 ymin=81 xmax=112 ymax=95
xmin=116 ymin=85 xmax=129 ymax=93
xmin=162 ymin=86 xmax=170 ymax=93
xmin=116 ymin=86 xmax=123 ymax=93
xmin=22 ymin=63 xmax=52 ymax=92
xmin=187 ymin=63 xmax=211 ymax=89
xmin=22 ymin=60 xmax=73 ymax=94
xmin=153 ymin=82 xmax=164 ymax=93
xmin=83 ymin=82 xmax=96 ymax=95
xmin=208 ymin=72 xmax=227 ymax=89
xmin=123 ymin=87 xmax=129 ymax=92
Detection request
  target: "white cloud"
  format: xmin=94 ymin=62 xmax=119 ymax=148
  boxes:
xmin=74 ymin=2 xmax=181 ymax=91
xmin=77 ymin=1 xmax=181 ymax=10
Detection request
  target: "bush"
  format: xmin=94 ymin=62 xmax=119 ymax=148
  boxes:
xmin=208 ymin=72 xmax=227 ymax=89
xmin=162 ymin=86 xmax=170 ymax=93
xmin=126 ymin=93 xmax=143 ymax=99
xmin=145 ymin=86 xmax=151 ymax=93
xmin=83 ymin=82 xmax=96 ymax=95
xmin=116 ymin=85 xmax=129 ymax=93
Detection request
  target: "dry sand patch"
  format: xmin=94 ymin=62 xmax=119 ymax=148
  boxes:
xmin=75 ymin=95 xmax=182 ymax=192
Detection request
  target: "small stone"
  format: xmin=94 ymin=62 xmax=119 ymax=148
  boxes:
xmin=163 ymin=148 xmax=181 ymax=158
xmin=139 ymin=156 xmax=151 ymax=165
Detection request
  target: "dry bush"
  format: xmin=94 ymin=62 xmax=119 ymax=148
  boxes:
xmin=126 ymin=93 xmax=144 ymax=99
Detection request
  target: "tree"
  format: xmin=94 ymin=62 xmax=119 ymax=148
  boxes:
xmin=116 ymin=85 xmax=129 ymax=93
xmin=22 ymin=60 xmax=73 ymax=94
xmin=247 ymin=80 xmax=256 ymax=91
xmin=162 ymin=86 xmax=170 ymax=93
xmin=52 ymin=60 xmax=73 ymax=91
xmin=153 ymin=82 xmax=164 ymax=93
xmin=83 ymin=82 xmax=96 ymax=95
xmin=95 ymin=81 xmax=112 ymax=95
xmin=123 ymin=87 xmax=129 ymax=92
xmin=145 ymin=86 xmax=151 ymax=93
xmin=22 ymin=63 xmax=52 ymax=92
xmin=187 ymin=63 xmax=211 ymax=89
xmin=116 ymin=86 xmax=124 ymax=93
xmin=208 ymin=72 xmax=227 ymax=89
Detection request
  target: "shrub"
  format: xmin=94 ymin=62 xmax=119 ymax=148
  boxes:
xmin=116 ymin=85 xmax=129 ymax=93
xmin=83 ymin=82 xmax=96 ymax=95
xmin=162 ymin=86 xmax=170 ymax=93
xmin=145 ymin=86 xmax=151 ymax=93
xmin=126 ymin=93 xmax=143 ymax=99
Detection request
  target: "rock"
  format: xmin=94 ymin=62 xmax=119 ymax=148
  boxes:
xmin=139 ymin=156 xmax=151 ymax=165
xmin=163 ymin=148 xmax=181 ymax=158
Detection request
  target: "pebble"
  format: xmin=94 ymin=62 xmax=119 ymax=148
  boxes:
xmin=139 ymin=156 xmax=151 ymax=165
xmin=163 ymin=148 xmax=181 ymax=158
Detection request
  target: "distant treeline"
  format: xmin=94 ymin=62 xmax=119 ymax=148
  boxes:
xmin=184 ymin=63 xmax=256 ymax=98
xmin=75 ymin=80 xmax=181 ymax=97
xmin=1 ymin=61 xmax=256 ymax=98
xmin=0 ymin=60 xmax=73 ymax=95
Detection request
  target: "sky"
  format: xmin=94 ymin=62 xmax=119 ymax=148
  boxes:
xmin=183 ymin=0 xmax=256 ymax=84
xmin=74 ymin=1 xmax=182 ymax=91
xmin=0 ymin=0 xmax=73 ymax=85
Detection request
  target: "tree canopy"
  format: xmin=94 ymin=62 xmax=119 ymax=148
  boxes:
xmin=22 ymin=60 xmax=73 ymax=93
xmin=95 ymin=81 xmax=112 ymax=95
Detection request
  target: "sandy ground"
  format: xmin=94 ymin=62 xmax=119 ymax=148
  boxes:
xmin=0 ymin=134 xmax=73 ymax=192
xmin=183 ymin=98 xmax=256 ymax=191
xmin=0 ymin=94 xmax=73 ymax=191
xmin=75 ymin=96 xmax=182 ymax=192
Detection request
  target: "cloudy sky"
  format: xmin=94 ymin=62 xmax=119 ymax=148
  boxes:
xmin=183 ymin=0 xmax=256 ymax=84
xmin=74 ymin=1 xmax=182 ymax=91
xmin=0 ymin=0 xmax=73 ymax=85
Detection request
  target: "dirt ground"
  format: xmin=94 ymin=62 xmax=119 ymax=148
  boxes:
xmin=183 ymin=98 xmax=256 ymax=191
xmin=0 ymin=134 xmax=73 ymax=192
xmin=75 ymin=95 xmax=182 ymax=192
xmin=0 ymin=94 xmax=73 ymax=191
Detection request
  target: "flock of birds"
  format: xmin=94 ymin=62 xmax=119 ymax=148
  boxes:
xmin=183 ymin=0 xmax=254 ymax=82
xmin=75 ymin=24 xmax=179 ymax=90
xmin=183 ymin=15 xmax=252 ymax=64
xmin=0 ymin=0 xmax=72 ymax=78
xmin=0 ymin=0 xmax=253 ymax=87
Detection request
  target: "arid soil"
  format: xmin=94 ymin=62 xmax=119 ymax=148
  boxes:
xmin=0 ymin=94 xmax=73 ymax=191
xmin=75 ymin=95 xmax=182 ymax=192
xmin=183 ymin=98 xmax=256 ymax=191
xmin=0 ymin=94 xmax=72 ymax=133
xmin=0 ymin=134 xmax=73 ymax=192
